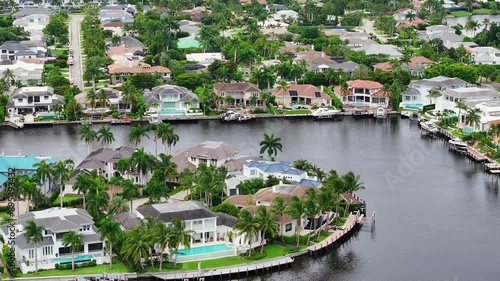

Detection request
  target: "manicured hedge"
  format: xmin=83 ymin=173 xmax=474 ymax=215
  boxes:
xmin=55 ymin=259 xmax=96 ymax=270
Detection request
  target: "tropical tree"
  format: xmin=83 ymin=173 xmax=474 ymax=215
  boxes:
xmin=149 ymin=219 xmax=170 ymax=271
xmin=455 ymin=101 xmax=469 ymax=124
xmin=2 ymin=69 xmax=15 ymax=86
xmin=465 ymin=107 xmax=482 ymax=130
xmin=144 ymin=179 xmax=170 ymax=204
xmin=108 ymin=196 xmax=130 ymax=215
xmin=270 ymin=197 xmax=286 ymax=243
xmin=97 ymin=126 xmax=115 ymax=148
xmin=33 ymin=160 xmax=52 ymax=192
xmin=99 ymin=218 xmax=122 ymax=270
xmin=286 ymin=195 xmax=305 ymax=249
xmin=79 ymin=124 xmax=97 ymax=154
xmin=168 ymin=218 xmax=194 ymax=267
xmin=117 ymin=157 xmax=133 ymax=177
xmin=303 ymin=188 xmax=320 ymax=244
xmin=155 ymin=123 xmax=179 ymax=154
xmin=73 ymin=173 xmax=91 ymax=209
xmin=255 ymin=206 xmax=278 ymax=253
xmin=121 ymin=226 xmax=150 ymax=269
xmin=85 ymin=176 xmax=110 ymax=219
xmin=259 ymin=133 xmax=283 ymax=161
xmin=153 ymin=153 xmax=178 ymax=183
xmin=13 ymin=175 xmax=30 ymax=218
xmin=23 ymin=220 xmax=45 ymax=275
xmin=129 ymin=124 xmax=149 ymax=147
xmin=131 ymin=148 xmax=156 ymax=185
xmin=488 ymin=124 xmax=500 ymax=143
xmin=62 ymin=231 xmax=83 ymax=271
xmin=234 ymin=210 xmax=259 ymax=257
xmin=51 ymin=160 xmax=72 ymax=208
xmin=120 ymin=179 xmax=140 ymax=212
xmin=342 ymin=171 xmax=365 ymax=214
xmin=427 ymin=88 xmax=441 ymax=104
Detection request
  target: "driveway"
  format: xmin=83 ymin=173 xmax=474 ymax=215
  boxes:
xmin=69 ymin=14 xmax=84 ymax=90
xmin=361 ymin=18 xmax=387 ymax=43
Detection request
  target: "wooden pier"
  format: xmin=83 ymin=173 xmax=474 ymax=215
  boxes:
xmin=149 ymin=256 xmax=294 ymax=281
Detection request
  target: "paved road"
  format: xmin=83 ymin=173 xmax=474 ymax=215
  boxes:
xmin=69 ymin=14 xmax=84 ymax=90
xmin=361 ymin=18 xmax=387 ymax=43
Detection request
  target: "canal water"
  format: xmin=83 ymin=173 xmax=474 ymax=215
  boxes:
xmin=1 ymin=117 xmax=500 ymax=281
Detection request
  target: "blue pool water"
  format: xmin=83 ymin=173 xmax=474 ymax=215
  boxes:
xmin=53 ymin=255 xmax=93 ymax=264
xmin=39 ymin=113 xmax=58 ymax=118
xmin=159 ymin=109 xmax=186 ymax=115
xmin=351 ymin=102 xmax=368 ymax=107
xmin=405 ymin=103 xmax=423 ymax=109
xmin=463 ymin=128 xmax=473 ymax=134
xmin=176 ymin=244 xmax=232 ymax=256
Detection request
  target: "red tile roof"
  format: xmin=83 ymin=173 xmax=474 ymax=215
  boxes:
xmin=372 ymin=56 xmax=434 ymax=72
xmin=372 ymin=62 xmax=393 ymax=72
xmin=347 ymin=79 xmax=383 ymax=90
xmin=101 ymin=21 xmax=125 ymax=27
xmin=272 ymin=84 xmax=332 ymax=100
xmin=108 ymin=62 xmax=171 ymax=75
xmin=372 ymin=90 xmax=390 ymax=97
xmin=20 ymin=58 xmax=43 ymax=64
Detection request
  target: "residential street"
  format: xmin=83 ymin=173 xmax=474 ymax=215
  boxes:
xmin=69 ymin=14 xmax=84 ymax=90
xmin=361 ymin=18 xmax=387 ymax=43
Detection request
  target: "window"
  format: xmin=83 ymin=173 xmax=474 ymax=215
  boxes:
xmin=210 ymin=159 xmax=217 ymax=166
xmin=314 ymin=92 xmax=321 ymax=98
xmin=289 ymin=91 xmax=298 ymax=96
xmin=285 ymin=223 xmax=292 ymax=232
xmin=404 ymin=96 xmax=411 ymax=101
xmin=34 ymin=96 xmax=40 ymax=102
xmin=220 ymin=92 xmax=225 ymax=97
xmin=193 ymin=220 xmax=203 ymax=225
xmin=44 ymin=96 xmax=49 ymax=100
xmin=29 ymin=249 xmax=34 ymax=259
xmin=82 ymin=225 xmax=91 ymax=231
xmin=42 ymin=246 xmax=53 ymax=256
xmin=250 ymin=169 xmax=256 ymax=176
xmin=17 ymin=99 xmax=23 ymax=103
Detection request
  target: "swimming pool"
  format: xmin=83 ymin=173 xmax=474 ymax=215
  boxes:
xmin=176 ymin=244 xmax=233 ymax=256
xmin=53 ymin=254 xmax=93 ymax=264
xmin=159 ymin=109 xmax=186 ymax=115
xmin=39 ymin=113 xmax=58 ymax=118
xmin=405 ymin=103 xmax=423 ymax=109
xmin=350 ymin=102 xmax=368 ymax=107
xmin=463 ymin=128 xmax=473 ymax=134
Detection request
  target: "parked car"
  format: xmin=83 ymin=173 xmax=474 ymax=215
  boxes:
xmin=68 ymin=58 xmax=74 ymax=65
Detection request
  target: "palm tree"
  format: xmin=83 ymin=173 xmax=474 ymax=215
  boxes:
xmin=270 ymin=197 xmax=286 ymax=243
xmin=482 ymin=18 xmax=490 ymax=31
xmin=23 ymin=220 xmax=45 ymax=275
xmin=153 ymin=153 xmax=178 ymax=183
xmin=79 ymin=124 xmax=97 ymax=154
xmin=259 ymin=133 xmax=283 ymax=161
xmin=120 ymin=179 xmax=140 ymax=212
xmin=286 ymin=195 xmax=305 ymax=249
xmin=405 ymin=11 xmax=416 ymax=22
xmin=33 ymin=160 xmax=52 ymax=192
xmin=108 ymin=196 xmax=130 ymax=215
xmin=99 ymin=218 xmax=122 ymax=270
xmin=85 ymin=176 xmax=109 ymax=219
xmin=342 ymin=171 xmax=365 ymax=214
xmin=97 ymin=126 xmax=115 ymax=148
xmin=427 ymin=88 xmax=441 ymax=104
xmin=129 ymin=124 xmax=149 ymax=147
xmin=303 ymin=188 xmax=320 ymax=244
xmin=86 ymin=89 xmax=98 ymax=112
xmin=20 ymin=176 xmax=36 ymax=211
xmin=455 ymin=101 xmax=469 ymax=124
xmin=74 ymin=173 xmax=90 ymax=209
xmin=144 ymin=179 xmax=169 ymax=204
xmin=168 ymin=218 xmax=194 ymax=267
xmin=488 ymin=124 xmax=500 ymax=143
xmin=96 ymin=89 xmax=109 ymax=117
xmin=62 ymin=231 xmax=83 ymax=271
xmin=2 ymin=68 xmax=15 ymax=86
xmin=465 ymin=107 xmax=482 ymax=131
xmin=117 ymin=157 xmax=133 ymax=177
xmin=51 ymin=160 xmax=72 ymax=208
xmin=234 ymin=210 xmax=259 ymax=257
xmin=121 ymin=227 xmax=150 ymax=269
xmin=255 ymin=206 xmax=278 ymax=253
xmin=13 ymin=174 xmax=29 ymax=218
xmin=150 ymin=221 xmax=169 ymax=271
xmin=131 ymin=148 xmax=155 ymax=185
xmin=155 ymin=123 xmax=179 ymax=155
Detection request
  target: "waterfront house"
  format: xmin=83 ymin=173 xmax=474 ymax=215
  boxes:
xmin=75 ymin=88 xmax=131 ymax=113
xmin=7 ymin=86 xmax=65 ymax=116
xmin=0 ymin=207 xmax=106 ymax=274
xmin=108 ymin=62 xmax=171 ymax=85
xmin=65 ymin=146 xmax=142 ymax=195
xmin=172 ymin=141 xmax=241 ymax=172
xmin=294 ymin=51 xmax=338 ymax=73
xmin=0 ymin=153 xmax=56 ymax=193
xmin=186 ymin=52 xmax=223 ymax=67
xmin=472 ymin=100 xmax=500 ymax=131
xmin=0 ymin=41 xmax=39 ymax=61
xmin=400 ymin=76 xmax=467 ymax=109
xmin=372 ymin=56 xmax=435 ymax=77
xmin=418 ymin=25 xmax=465 ymax=49
xmin=437 ymin=87 xmax=500 ymax=121
xmin=243 ymin=160 xmax=320 ymax=187
xmin=135 ymin=201 xmax=258 ymax=257
xmin=468 ymin=47 xmax=500 ymax=65
xmin=272 ymin=84 xmax=332 ymax=107
xmin=333 ymin=79 xmax=389 ymax=108
xmin=143 ymin=84 xmax=199 ymax=116
xmin=213 ymin=82 xmax=263 ymax=106
xmin=0 ymin=58 xmax=44 ymax=86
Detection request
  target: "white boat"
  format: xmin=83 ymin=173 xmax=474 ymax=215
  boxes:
xmin=312 ymin=108 xmax=341 ymax=118
xmin=375 ymin=108 xmax=386 ymax=119
xmin=401 ymin=111 xmax=412 ymax=119
xmin=148 ymin=115 xmax=162 ymax=124
xmin=420 ymin=121 xmax=439 ymax=134
xmin=449 ymin=138 xmax=468 ymax=154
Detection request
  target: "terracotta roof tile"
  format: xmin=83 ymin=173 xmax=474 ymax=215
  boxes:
xmin=20 ymin=58 xmax=43 ymax=64
xmin=272 ymin=84 xmax=332 ymax=100
xmin=347 ymin=79 xmax=383 ymax=90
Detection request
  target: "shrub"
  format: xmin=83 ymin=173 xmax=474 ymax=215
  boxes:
xmin=55 ymin=259 xmax=96 ymax=270
xmin=252 ymin=108 xmax=267 ymax=114
xmin=247 ymin=252 xmax=267 ymax=260
xmin=282 ymin=235 xmax=309 ymax=245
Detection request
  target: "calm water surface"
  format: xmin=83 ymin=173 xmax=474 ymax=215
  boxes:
xmin=1 ymin=117 xmax=499 ymax=281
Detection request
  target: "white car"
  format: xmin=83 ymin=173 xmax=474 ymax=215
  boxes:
xmin=68 ymin=58 xmax=74 ymax=65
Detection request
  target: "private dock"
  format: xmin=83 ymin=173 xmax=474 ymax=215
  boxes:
xmin=149 ymin=256 xmax=294 ymax=281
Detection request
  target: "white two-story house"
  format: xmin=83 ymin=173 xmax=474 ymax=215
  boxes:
xmin=13 ymin=14 xmax=51 ymax=41
xmin=0 ymin=208 xmax=105 ymax=274
xmin=400 ymin=76 xmax=467 ymax=109
xmin=143 ymin=85 xmax=199 ymax=116
xmin=213 ymin=82 xmax=262 ymax=106
xmin=0 ymin=41 xmax=39 ymax=61
xmin=243 ymin=160 xmax=321 ymax=187
xmin=173 ymin=141 xmax=241 ymax=171
xmin=7 ymin=86 xmax=65 ymax=116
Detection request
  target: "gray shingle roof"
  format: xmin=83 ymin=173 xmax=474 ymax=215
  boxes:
xmin=112 ymin=212 xmax=142 ymax=230
xmin=402 ymin=88 xmax=420 ymax=96
xmin=215 ymin=212 xmax=237 ymax=227
xmin=16 ymin=235 xmax=54 ymax=250
xmin=0 ymin=41 xmax=30 ymax=51
xmin=411 ymin=76 xmax=467 ymax=87
xmin=137 ymin=201 xmax=217 ymax=222
xmin=18 ymin=208 xmax=94 ymax=233
xmin=13 ymin=8 xmax=55 ymax=18
xmin=150 ymin=85 xmax=198 ymax=103
xmin=122 ymin=36 xmax=145 ymax=49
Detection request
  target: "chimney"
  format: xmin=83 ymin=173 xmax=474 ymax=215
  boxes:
xmin=321 ymin=52 xmax=324 ymax=58
xmin=311 ymin=44 xmax=314 ymax=51
xmin=18 ymin=150 xmax=21 ymax=156
xmin=321 ymin=85 xmax=324 ymax=92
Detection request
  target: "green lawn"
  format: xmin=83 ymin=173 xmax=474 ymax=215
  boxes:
xmin=473 ymin=8 xmax=491 ymax=14
xmin=50 ymin=49 xmax=67 ymax=56
xmin=336 ymin=217 xmax=348 ymax=226
xmin=53 ymin=195 xmax=82 ymax=205
xmin=0 ymin=212 xmax=10 ymax=220
xmin=314 ymin=231 xmax=332 ymax=243
xmin=450 ymin=11 xmax=472 ymax=17
xmin=284 ymin=109 xmax=311 ymax=115
xmin=20 ymin=258 xmax=129 ymax=277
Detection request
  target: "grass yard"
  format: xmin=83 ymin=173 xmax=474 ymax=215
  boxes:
xmin=50 ymin=49 xmax=67 ymax=56
xmin=314 ymin=231 xmax=332 ymax=243
xmin=284 ymin=109 xmax=311 ymax=115
xmin=53 ymin=195 xmax=82 ymax=205
xmin=20 ymin=258 xmax=129 ymax=277
xmin=473 ymin=8 xmax=491 ymax=14
xmin=450 ymin=11 xmax=472 ymax=17
xmin=0 ymin=212 xmax=11 ymax=220
xmin=336 ymin=217 xmax=348 ymax=226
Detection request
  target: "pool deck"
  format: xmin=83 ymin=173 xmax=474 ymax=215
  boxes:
xmin=150 ymin=256 xmax=294 ymax=281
